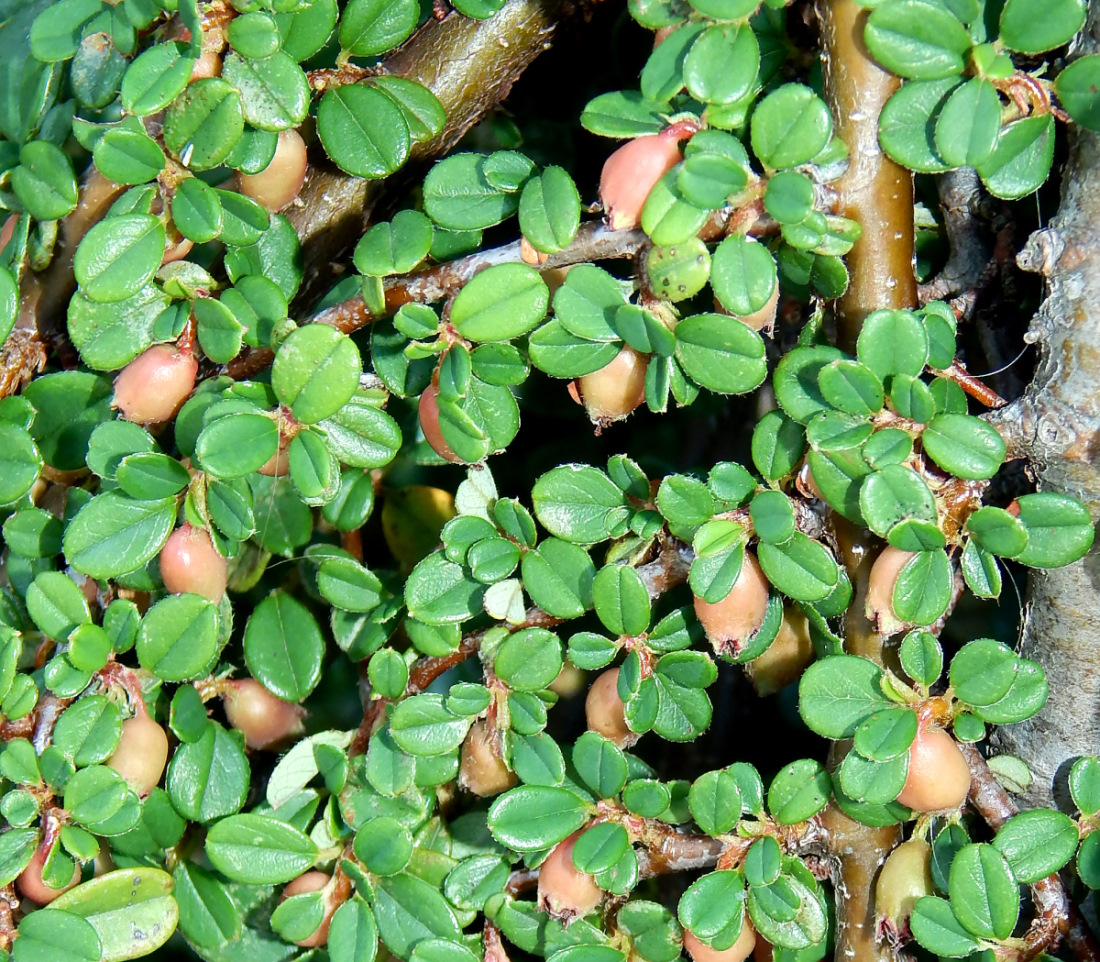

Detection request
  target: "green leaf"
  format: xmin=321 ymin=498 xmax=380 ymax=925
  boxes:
xmin=163 ymin=78 xmax=244 ymax=170
xmin=767 ymin=758 xmax=830 ymax=824
xmin=853 ymin=708 xmax=918 ymax=761
xmin=424 ymin=153 xmax=519 ymax=230
xmin=992 ymin=809 xmax=1079 ymax=883
xmin=798 ymin=655 xmax=890 ymax=739
xmin=977 ymin=115 xmax=1055 ymax=200
xmin=947 ymin=843 xmax=1019 ymax=940
xmin=859 ymin=465 xmax=936 ymax=539
xmin=63 ymin=493 xmax=176 ymax=579
xmin=51 ymin=867 xmax=178 ymax=962
xmin=495 ymin=628 xmax=564 ymax=691
xmin=1014 ymin=491 xmax=1095 ymax=568
xmin=934 ymin=78 xmax=1000 ymax=169
xmin=684 ymin=23 xmax=759 ymax=106
xmin=30 ymin=0 xmax=105 ymax=62
xmin=678 ymin=870 xmax=746 ymax=945
xmin=272 ymin=324 xmax=362 ymax=424
xmin=1054 ymin=55 xmax=1100 ymax=130
xmin=13 ymin=140 xmax=78 ymax=220
xmin=864 ymin=0 xmax=972 ymax=79
xmin=750 ymin=84 xmax=832 ymax=169
xmin=121 ymin=42 xmax=193 ymax=116
xmin=1071 ymin=757 xmax=1100 ymax=816
xmin=757 ymin=533 xmax=838 ymax=603
xmin=205 ymin=813 xmax=318 ymax=884
xmin=74 ymin=214 xmax=166 ymax=303
xmin=374 ymin=874 xmax=462 ymax=960
xmin=93 ymin=127 xmax=165 ymax=186
xmin=405 ymin=551 xmax=486 ymax=625
xmin=167 ymin=723 xmax=249 ymax=822
xmin=355 ymin=210 xmax=433 ymax=277
xmin=519 ymin=166 xmax=580 ymax=254
xmin=390 ymin=693 xmax=471 ymax=756
xmin=136 ymin=593 xmax=219 ymax=682
xmin=11 ymin=909 xmax=101 ymax=962
xmin=317 ymin=84 xmax=410 ymax=178
xmin=910 ymin=896 xmax=982 ymax=957
xmin=487 ymin=785 xmax=589 ymax=851
xmin=879 ymin=78 xmax=959 ymax=172
xmin=965 ymin=506 xmax=1027 ymax=558
xmin=195 ymin=413 xmax=279 ymax=479
xmin=921 ymin=414 xmax=1005 ymax=480
xmin=532 ymin=465 xmax=625 ymax=545
xmin=674 ymin=313 xmax=768 ymax=395
xmin=243 ymin=591 xmax=323 ymax=701
xmin=856 ymin=309 xmax=928 ymax=379
xmin=451 ymin=263 xmax=549 ymax=342
xmin=373 ymin=77 xmax=446 ymax=144
xmin=1000 ymin=0 xmax=1084 ymax=54
xmin=521 ymin=538 xmax=595 ymax=619
xmin=340 ymin=0 xmax=418 ymax=56
xmin=581 ymin=91 xmax=668 ymax=137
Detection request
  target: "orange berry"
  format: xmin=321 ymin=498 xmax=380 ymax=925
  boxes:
xmin=106 ymin=709 xmax=169 ymax=797
xmin=584 ymin=668 xmax=636 ymax=748
xmin=895 ymin=726 xmax=970 ymax=812
xmin=537 ymin=830 xmax=603 ymax=923
xmin=159 ymin=523 xmax=228 ymax=602
xmin=112 ymin=344 xmax=198 ymax=426
xmin=694 ymin=552 xmax=770 ymax=657
xmin=221 ymin=678 xmax=306 ymax=750
xmin=866 ymin=547 xmax=918 ymax=637
xmin=237 ymin=129 xmax=308 ymax=213
xmin=572 ymin=346 xmax=648 ymax=424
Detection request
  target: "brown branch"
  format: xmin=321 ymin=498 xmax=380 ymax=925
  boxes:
xmin=286 ymin=0 xmax=577 ymax=315
xmin=961 ymin=743 xmax=1100 ymax=962
xmin=819 ymin=0 xmax=917 ymax=352
xmin=933 ymin=360 xmax=1007 ymax=409
xmin=350 ymin=538 xmax=693 ymax=756
xmin=225 ymin=221 xmax=648 ymax=380
xmin=918 ymin=167 xmax=995 ymax=306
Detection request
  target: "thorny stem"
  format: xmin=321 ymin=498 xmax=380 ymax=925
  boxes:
xmin=961 ymin=743 xmax=1100 ymax=962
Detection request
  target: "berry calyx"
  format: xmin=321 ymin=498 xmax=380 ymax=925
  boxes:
xmin=459 ymin=720 xmax=517 ymax=797
xmin=221 ymin=678 xmax=307 ymax=750
xmin=537 ymin=829 xmax=603 ymax=923
xmin=159 ymin=523 xmax=228 ymax=602
xmin=112 ymin=343 xmax=198 ymax=426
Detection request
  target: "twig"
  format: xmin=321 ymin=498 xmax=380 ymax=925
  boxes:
xmin=961 ymin=743 xmax=1100 ymax=962
xmin=933 ymin=360 xmax=1007 ymax=409
xmin=224 ymin=221 xmax=647 ymax=380
xmin=349 ymin=538 xmax=693 ymax=756
xmin=918 ymin=167 xmax=994 ymax=306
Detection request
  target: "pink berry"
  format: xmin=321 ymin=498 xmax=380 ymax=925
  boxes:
xmin=584 ymin=668 xmax=636 ymax=748
xmin=159 ymin=523 xmax=228 ymax=602
xmin=237 ymin=130 xmax=308 ymax=213
xmin=571 ymin=346 xmax=649 ymax=424
xmin=537 ymin=830 xmax=603 ymax=923
xmin=16 ymin=842 xmax=79 ymax=904
xmin=895 ymin=726 xmax=970 ymax=812
xmin=106 ymin=708 xmax=169 ymax=797
xmin=281 ymin=871 xmax=335 ymax=947
xmin=600 ymin=123 xmax=698 ymax=231
xmin=221 ymin=678 xmax=306 ymax=750
xmin=694 ymin=552 xmax=770 ymax=657
xmin=112 ymin=344 xmax=198 ymax=426
xmin=419 ymin=383 xmax=463 ymax=463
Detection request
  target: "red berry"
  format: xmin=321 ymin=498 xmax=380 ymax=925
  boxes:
xmin=537 ymin=830 xmax=603 ymax=923
xmin=865 ymin=546 xmax=917 ymax=637
xmin=458 ymin=720 xmax=517 ymax=797
xmin=106 ymin=707 xmax=169 ymax=797
xmin=895 ymin=726 xmax=970 ymax=812
xmin=281 ymin=871 xmax=335 ymax=947
xmin=238 ymin=130 xmax=308 ymax=213
xmin=418 ymin=383 xmax=464 ymax=463
xmin=694 ymin=552 xmax=770 ymax=657
xmin=112 ymin=344 xmax=198 ymax=426
xmin=683 ymin=920 xmax=757 ymax=962
xmin=584 ymin=668 xmax=636 ymax=748
xmin=600 ymin=123 xmax=697 ymax=231
xmin=221 ymin=678 xmax=306 ymax=750
xmin=159 ymin=523 xmax=228 ymax=602
xmin=571 ymin=346 xmax=649 ymax=424
xmin=16 ymin=841 xmax=79 ymax=905
xmin=875 ymin=837 xmax=933 ymax=944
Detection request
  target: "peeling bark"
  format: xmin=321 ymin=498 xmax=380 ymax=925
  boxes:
xmin=986 ymin=5 xmax=1100 ymax=812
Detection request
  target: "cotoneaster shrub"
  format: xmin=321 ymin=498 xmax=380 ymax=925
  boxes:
xmin=0 ymin=0 xmax=1099 ymax=961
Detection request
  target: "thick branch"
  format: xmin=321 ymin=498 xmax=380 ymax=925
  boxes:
xmin=287 ymin=0 xmax=573 ymax=313
xmin=818 ymin=0 xmax=917 ymax=351
xmin=818 ymin=3 xmax=918 ymax=957
xmin=986 ymin=3 xmax=1100 ymax=813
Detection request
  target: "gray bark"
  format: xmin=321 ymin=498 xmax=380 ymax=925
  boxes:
xmin=986 ymin=6 xmax=1100 ymax=811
